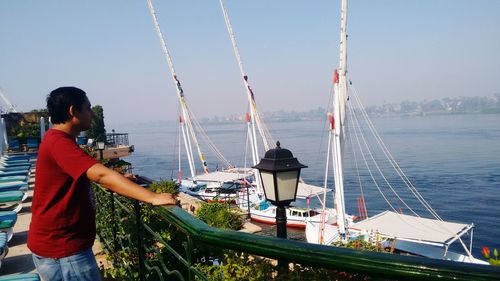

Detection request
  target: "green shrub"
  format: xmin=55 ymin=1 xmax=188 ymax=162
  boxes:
xmin=332 ymin=237 xmax=388 ymax=253
xmin=196 ymin=202 xmax=243 ymax=230
xmin=195 ymin=251 xmax=365 ymax=281
xmin=149 ymin=179 xmax=179 ymax=195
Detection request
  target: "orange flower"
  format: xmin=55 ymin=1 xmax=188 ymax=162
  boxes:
xmin=482 ymin=247 xmax=490 ymax=259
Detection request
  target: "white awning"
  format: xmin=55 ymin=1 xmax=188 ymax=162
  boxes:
xmin=195 ymin=170 xmax=252 ymax=183
xmin=296 ymin=182 xmax=331 ymax=199
xmin=350 ymin=211 xmax=473 ymax=246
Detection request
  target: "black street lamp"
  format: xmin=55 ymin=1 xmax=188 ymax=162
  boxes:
xmin=97 ymin=141 xmax=105 ymax=161
xmin=253 ymin=141 xmax=307 ymax=240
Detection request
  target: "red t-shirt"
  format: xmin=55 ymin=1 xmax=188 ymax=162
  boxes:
xmin=28 ymin=129 xmax=98 ymax=258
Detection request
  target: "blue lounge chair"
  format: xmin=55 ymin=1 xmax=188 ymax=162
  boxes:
xmin=0 ymin=182 xmax=28 ymax=190
xmin=0 ymin=171 xmax=29 ymax=178
xmin=0 ymin=162 xmax=31 ymax=168
xmin=0 ymin=157 xmax=29 ymax=163
xmin=0 ymin=274 xmax=40 ymax=281
xmin=0 ymin=232 xmax=8 ymax=268
xmin=26 ymin=138 xmax=39 ymax=150
xmin=0 ymin=161 xmax=30 ymax=167
xmin=0 ymin=166 xmax=30 ymax=173
xmin=0 ymin=191 xmax=24 ymax=213
xmin=7 ymin=140 xmax=20 ymax=152
xmin=0 ymin=176 xmax=28 ymax=184
xmin=0 ymin=182 xmax=29 ymax=201
xmin=1 ymin=155 xmax=30 ymax=161
xmin=2 ymin=166 xmax=31 ymax=173
xmin=0 ymin=211 xmax=17 ymax=241
xmin=1 ymin=156 xmax=32 ymax=163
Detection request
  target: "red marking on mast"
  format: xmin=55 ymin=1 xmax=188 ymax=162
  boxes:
xmin=179 ymin=116 xmax=183 ymax=123
xmin=246 ymin=112 xmax=251 ymax=123
xmin=328 ymin=114 xmax=335 ymax=130
xmin=333 ymin=69 xmax=339 ymax=84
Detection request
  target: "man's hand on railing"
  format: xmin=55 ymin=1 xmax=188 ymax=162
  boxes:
xmin=88 ymin=163 xmax=178 ymax=206
xmin=151 ymin=193 xmax=177 ymax=206
xmin=123 ymin=173 xmax=136 ymax=180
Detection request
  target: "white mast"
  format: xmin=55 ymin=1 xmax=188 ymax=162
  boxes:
xmin=219 ymin=0 xmax=277 ymax=195
xmin=0 ymin=88 xmax=17 ymax=113
xmin=0 ymin=118 xmax=6 ymax=152
xmin=40 ymin=116 xmax=46 ymax=140
xmin=219 ymin=0 xmax=271 ymax=155
xmin=180 ymin=116 xmax=196 ymax=179
xmin=332 ymin=0 xmax=349 ymax=240
xmin=146 ymin=0 xmax=209 ymax=177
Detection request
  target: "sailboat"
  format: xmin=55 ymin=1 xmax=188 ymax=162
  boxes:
xmin=305 ymin=0 xmax=487 ymax=264
xmin=218 ymin=0 xmax=335 ymax=227
xmin=146 ymin=0 xmax=254 ymax=202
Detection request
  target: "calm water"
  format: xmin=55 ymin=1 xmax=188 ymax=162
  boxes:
xmin=111 ymin=114 xmax=500 ymax=257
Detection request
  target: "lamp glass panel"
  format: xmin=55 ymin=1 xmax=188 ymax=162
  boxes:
xmin=276 ymin=170 xmax=299 ymax=201
xmin=97 ymin=142 xmax=105 ymax=150
xmin=260 ymin=171 xmax=276 ymax=201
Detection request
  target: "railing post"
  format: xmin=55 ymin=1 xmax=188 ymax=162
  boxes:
xmin=110 ymin=191 xmax=118 ymax=251
xmin=186 ymin=238 xmax=193 ymax=281
xmin=134 ymin=200 xmax=145 ymax=281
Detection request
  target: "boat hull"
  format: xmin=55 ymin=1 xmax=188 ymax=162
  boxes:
xmin=251 ymin=206 xmax=336 ymax=229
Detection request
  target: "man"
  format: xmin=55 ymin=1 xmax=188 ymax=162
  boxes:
xmin=28 ymin=87 xmax=176 ymax=281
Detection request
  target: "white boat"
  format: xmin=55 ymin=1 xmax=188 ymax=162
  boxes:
xmin=250 ymin=203 xmax=337 ymax=229
xmin=179 ymin=169 xmax=254 ymax=202
xmin=305 ymin=0 xmax=487 ymax=265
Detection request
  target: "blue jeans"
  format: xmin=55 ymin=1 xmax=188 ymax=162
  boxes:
xmin=32 ymin=247 xmax=102 ymax=281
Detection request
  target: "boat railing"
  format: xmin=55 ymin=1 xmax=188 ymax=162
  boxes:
xmin=94 ymin=184 xmax=500 ymax=281
xmin=105 ymin=132 xmax=129 ymax=146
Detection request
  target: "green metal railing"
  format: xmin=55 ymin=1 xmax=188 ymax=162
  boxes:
xmin=94 ymin=186 xmax=500 ymax=280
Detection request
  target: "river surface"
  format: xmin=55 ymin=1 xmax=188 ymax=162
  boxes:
xmin=110 ymin=113 xmax=500 ymax=258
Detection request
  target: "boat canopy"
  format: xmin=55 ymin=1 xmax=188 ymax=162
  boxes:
xmin=350 ymin=211 xmax=473 ymax=247
xmin=195 ymin=170 xmax=253 ymax=183
xmin=296 ymin=182 xmax=331 ymax=199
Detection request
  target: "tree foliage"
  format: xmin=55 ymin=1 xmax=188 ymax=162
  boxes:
xmin=87 ymin=105 xmax=106 ymax=140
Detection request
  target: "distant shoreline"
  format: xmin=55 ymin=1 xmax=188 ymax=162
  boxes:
xmin=199 ymin=109 xmax=500 ymax=125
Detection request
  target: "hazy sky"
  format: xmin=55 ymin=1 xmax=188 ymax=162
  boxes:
xmin=1 ymin=0 xmax=499 ymax=125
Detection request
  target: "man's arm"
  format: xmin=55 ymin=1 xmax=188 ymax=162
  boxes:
xmin=87 ymin=163 xmax=176 ymax=205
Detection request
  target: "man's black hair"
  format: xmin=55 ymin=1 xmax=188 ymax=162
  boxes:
xmin=47 ymin=87 xmax=88 ymax=124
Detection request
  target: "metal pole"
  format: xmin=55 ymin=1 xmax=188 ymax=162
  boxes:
xmin=276 ymin=206 xmax=288 ymax=268
xmin=246 ymin=183 xmax=250 ymax=218
xmin=110 ymin=191 xmax=117 ymax=251
xmin=134 ymin=200 xmax=145 ymax=281
xmin=276 ymin=206 xmax=287 ymax=239
xmin=99 ymin=149 xmax=104 ymax=161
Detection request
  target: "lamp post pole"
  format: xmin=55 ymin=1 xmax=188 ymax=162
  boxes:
xmin=252 ymin=141 xmax=307 ymax=269
xmin=276 ymin=205 xmax=287 ymax=239
xmin=246 ymin=183 xmax=251 ymax=218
